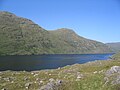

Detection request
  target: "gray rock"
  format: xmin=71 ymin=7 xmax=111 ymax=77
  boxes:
xmin=103 ymin=77 xmax=109 ymax=85
xmin=3 ymin=77 xmax=10 ymax=82
xmin=36 ymin=78 xmax=41 ymax=81
xmin=104 ymin=66 xmax=120 ymax=85
xmin=77 ymin=75 xmax=82 ymax=79
xmin=24 ymin=77 xmax=28 ymax=81
xmin=105 ymin=66 xmax=120 ymax=76
xmin=31 ymin=72 xmax=35 ymax=75
xmin=93 ymin=71 xmax=97 ymax=74
xmin=111 ymin=76 xmax=120 ymax=85
xmin=25 ymin=82 xmax=33 ymax=89
xmin=39 ymin=79 xmax=63 ymax=90
xmin=11 ymin=81 xmax=14 ymax=83
xmin=34 ymin=73 xmax=39 ymax=77
xmin=49 ymin=78 xmax=55 ymax=82
xmin=39 ymin=82 xmax=55 ymax=90
xmin=40 ymin=80 xmax=44 ymax=83
xmin=76 ymin=72 xmax=83 ymax=79
xmin=56 ymin=80 xmax=62 ymax=86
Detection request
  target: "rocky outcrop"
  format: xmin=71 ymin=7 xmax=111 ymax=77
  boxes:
xmin=104 ymin=66 xmax=120 ymax=85
xmin=39 ymin=79 xmax=63 ymax=90
xmin=105 ymin=66 xmax=120 ymax=76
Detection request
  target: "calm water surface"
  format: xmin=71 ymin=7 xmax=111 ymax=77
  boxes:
xmin=0 ymin=54 xmax=113 ymax=71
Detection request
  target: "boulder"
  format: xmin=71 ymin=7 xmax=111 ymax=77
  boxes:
xmin=105 ymin=66 xmax=120 ymax=76
xmin=111 ymin=76 xmax=120 ymax=85
xmin=39 ymin=79 xmax=63 ymax=90
xmin=39 ymin=82 xmax=56 ymax=90
xmin=25 ymin=82 xmax=33 ymax=89
xmin=104 ymin=66 xmax=120 ymax=86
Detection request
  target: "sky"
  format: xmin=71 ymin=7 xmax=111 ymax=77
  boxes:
xmin=0 ymin=0 xmax=120 ymax=43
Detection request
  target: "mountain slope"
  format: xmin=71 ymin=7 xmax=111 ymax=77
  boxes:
xmin=106 ymin=42 xmax=120 ymax=53
xmin=0 ymin=11 xmax=113 ymax=55
xmin=0 ymin=11 xmax=54 ymax=55
xmin=49 ymin=28 xmax=112 ymax=54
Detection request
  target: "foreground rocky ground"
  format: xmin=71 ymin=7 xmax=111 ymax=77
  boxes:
xmin=0 ymin=53 xmax=120 ymax=90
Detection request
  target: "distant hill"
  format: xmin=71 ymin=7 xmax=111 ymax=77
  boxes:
xmin=49 ymin=28 xmax=113 ymax=54
xmin=106 ymin=42 xmax=120 ymax=53
xmin=0 ymin=11 xmax=113 ymax=55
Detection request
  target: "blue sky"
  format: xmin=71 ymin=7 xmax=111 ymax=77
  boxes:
xmin=0 ymin=0 xmax=120 ymax=43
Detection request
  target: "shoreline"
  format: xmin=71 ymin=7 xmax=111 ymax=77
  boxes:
xmin=0 ymin=53 xmax=120 ymax=90
xmin=0 ymin=53 xmax=115 ymax=56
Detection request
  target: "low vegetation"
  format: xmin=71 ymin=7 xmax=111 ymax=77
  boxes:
xmin=0 ymin=11 xmax=119 ymax=90
xmin=0 ymin=53 xmax=120 ymax=90
xmin=106 ymin=42 xmax=120 ymax=53
xmin=0 ymin=11 xmax=113 ymax=55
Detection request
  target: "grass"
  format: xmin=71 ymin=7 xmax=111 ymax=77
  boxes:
xmin=0 ymin=53 xmax=120 ymax=90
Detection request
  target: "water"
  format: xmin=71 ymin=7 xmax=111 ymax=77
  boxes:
xmin=0 ymin=54 xmax=113 ymax=71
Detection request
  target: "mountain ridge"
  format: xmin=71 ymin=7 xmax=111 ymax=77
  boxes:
xmin=0 ymin=11 xmax=113 ymax=55
xmin=106 ymin=42 xmax=120 ymax=53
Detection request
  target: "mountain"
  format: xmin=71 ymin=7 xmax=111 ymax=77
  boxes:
xmin=0 ymin=11 xmax=113 ymax=55
xmin=49 ymin=28 xmax=112 ymax=54
xmin=106 ymin=42 xmax=120 ymax=53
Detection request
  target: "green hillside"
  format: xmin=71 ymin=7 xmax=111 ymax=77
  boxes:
xmin=106 ymin=42 xmax=120 ymax=53
xmin=0 ymin=11 xmax=113 ymax=55
xmin=50 ymin=28 xmax=112 ymax=54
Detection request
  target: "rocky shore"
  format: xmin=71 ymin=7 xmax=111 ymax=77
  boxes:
xmin=0 ymin=53 xmax=120 ymax=90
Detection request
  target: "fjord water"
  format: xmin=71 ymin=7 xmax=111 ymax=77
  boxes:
xmin=0 ymin=54 xmax=113 ymax=71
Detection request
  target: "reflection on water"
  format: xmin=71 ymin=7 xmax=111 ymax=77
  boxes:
xmin=0 ymin=54 xmax=113 ymax=71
